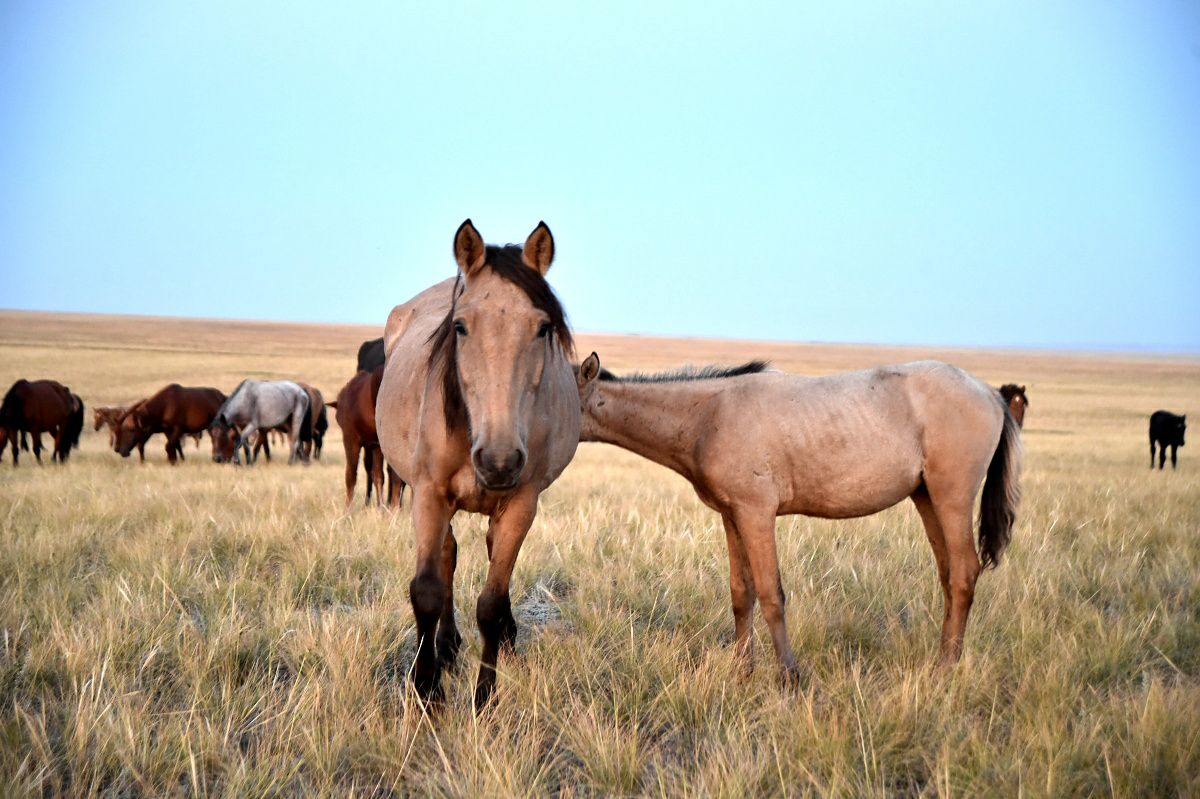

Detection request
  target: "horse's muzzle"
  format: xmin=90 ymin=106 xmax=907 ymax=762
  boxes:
xmin=472 ymin=447 xmax=526 ymax=491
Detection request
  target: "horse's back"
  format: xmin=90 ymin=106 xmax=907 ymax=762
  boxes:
xmin=699 ymin=361 xmax=1000 ymax=518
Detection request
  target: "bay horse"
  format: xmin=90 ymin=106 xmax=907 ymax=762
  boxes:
xmin=998 ymin=384 xmax=1028 ymax=428
xmin=115 ymin=384 xmax=226 ymax=464
xmin=377 ymin=220 xmax=580 ymax=708
xmin=210 ymin=379 xmax=312 ymax=464
xmin=576 ymin=355 xmax=1021 ymax=680
xmin=330 ymin=366 xmax=403 ymax=509
xmin=0 ymin=379 xmax=84 ymax=466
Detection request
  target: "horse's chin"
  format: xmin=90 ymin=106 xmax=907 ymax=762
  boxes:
xmin=477 ymin=474 xmax=521 ymax=493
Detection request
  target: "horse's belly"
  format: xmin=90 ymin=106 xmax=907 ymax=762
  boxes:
xmin=779 ymin=446 xmax=922 ymax=519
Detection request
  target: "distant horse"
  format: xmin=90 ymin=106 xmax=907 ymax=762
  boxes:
xmin=377 ymin=220 xmax=580 ymax=708
xmin=115 ymin=384 xmax=226 ymax=464
xmin=93 ymin=406 xmax=127 ymax=446
xmin=251 ymin=383 xmax=327 ymax=462
xmin=576 ymin=354 xmax=1021 ymax=678
xmin=330 ymin=366 xmax=403 ymax=509
xmin=0 ymin=379 xmax=84 ymax=466
xmin=1149 ymin=410 xmax=1186 ymax=470
xmin=998 ymin=384 xmax=1028 ymax=428
xmin=211 ymin=379 xmax=312 ymax=464
xmin=357 ymin=337 xmax=385 ymax=372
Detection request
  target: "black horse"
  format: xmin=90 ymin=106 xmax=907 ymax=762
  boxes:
xmin=1149 ymin=410 xmax=1186 ymax=470
xmin=356 ymin=337 xmax=385 ymax=372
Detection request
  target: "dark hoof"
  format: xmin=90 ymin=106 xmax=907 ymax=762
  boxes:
xmin=780 ymin=664 xmax=806 ymax=691
xmin=413 ymin=668 xmax=445 ymax=705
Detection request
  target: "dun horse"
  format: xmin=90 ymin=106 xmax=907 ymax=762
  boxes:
xmin=377 ymin=220 xmax=580 ymax=708
xmin=0 ymin=379 xmax=84 ymax=466
xmin=576 ymin=355 xmax=1021 ymax=679
xmin=210 ymin=379 xmax=312 ymax=464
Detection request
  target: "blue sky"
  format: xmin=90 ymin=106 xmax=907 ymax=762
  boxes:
xmin=3 ymin=1 xmax=1198 ymax=351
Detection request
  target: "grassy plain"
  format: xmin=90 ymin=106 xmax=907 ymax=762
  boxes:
xmin=1 ymin=309 xmax=1198 ymax=797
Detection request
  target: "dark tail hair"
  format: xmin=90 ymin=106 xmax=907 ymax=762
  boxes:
xmin=57 ymin=394 xmax=85 ymax=460
xmin=979 ymin=400 xmax=1022 ymax=569
xmin=298 ymin=397 xmax=313 ymax=445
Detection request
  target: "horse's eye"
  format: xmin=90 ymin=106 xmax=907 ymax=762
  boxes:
xmin=453 ymin=320 xmax=468 ymax=336
xmin=536 ymin=321 xmax=552 ymax=339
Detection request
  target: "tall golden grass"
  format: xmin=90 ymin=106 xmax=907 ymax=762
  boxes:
xmin=1 ymin=310 xmax=1197 ymax=797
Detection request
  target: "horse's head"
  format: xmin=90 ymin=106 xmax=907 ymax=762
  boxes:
xmin=210 ymin=417 xmax=237 ymax=463
xmin=437 ymin=219 xmax=573 ymax=491
xmin=115 ymin=407 xmax=146 ymax=457
xmin=574 ymin=351 xmax=605 ymax=440
xmin=999 ymin=384 xmax=1028 ymax=428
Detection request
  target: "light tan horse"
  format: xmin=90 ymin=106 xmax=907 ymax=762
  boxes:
xmin=576 ymin=355 xmax=1021 ymax=681
xmin=377 ymin=220 xmax=580 ymax=708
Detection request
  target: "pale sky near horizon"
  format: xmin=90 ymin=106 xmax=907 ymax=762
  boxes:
xmin=2 ymin=2 xmax=1198 ymax=352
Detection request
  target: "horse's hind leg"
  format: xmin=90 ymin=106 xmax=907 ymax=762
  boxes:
xmin=1160 ymin=444 xmax=1168 ymax=470
xmin=386 ymin=466 xmax=405 ymax=510
xmin=32 ymin=433 xmax=43 ymax=464
xmin=721 ymin=514 xmax=757 ymax=674
xmin=368 ymin=445 xmax=385 ymax=506
xmin=1150 ymin=438 xmax=1156 ymax=469
xmin=1171 ymin=444 xmax=1178 ymax=469
xmin=923 ymin=486 xmax=981 ymax=666
xmin=731 ymin=507 xmax=800 ymax=685
xmin=436 ymin=525 xmax=462 ymax=669
xmin=912 ymin=488 xmax=952 ymax=651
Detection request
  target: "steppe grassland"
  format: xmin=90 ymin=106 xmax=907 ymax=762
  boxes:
xmin=1 ymin=310 xmax=1198 ymax=797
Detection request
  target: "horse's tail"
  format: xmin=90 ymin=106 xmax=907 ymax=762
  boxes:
xmin=60 ymin=394 xmax=85 ymax=457
xmin=298 ymin=394 xmax=313 ymax=445
xmin=979 ymin=400 xmax=1022 ymax=569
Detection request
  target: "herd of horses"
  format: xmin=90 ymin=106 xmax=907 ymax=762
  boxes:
xmin=0 ymin=220 xmax=1188 ymax=711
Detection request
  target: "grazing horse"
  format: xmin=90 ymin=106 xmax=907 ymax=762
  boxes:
xmin=998 ymin=384 xmax=1028 ymax=428
xmin=576 ymin=354 xmax=1021 ymax=679
xmin=211 ymin=379 xmax=312 ymax=464
xmin=0 ymin=379 xmax=84 ymax=466
xmin=115 ymin=384 xmax=226 ymax=464
xmin=252 ymin=383 xmax=327 ymax=462
xmin=357 ymin=337 xmax=385 ymax=372
xmin=377 ymin=220 xmax=580 ymax=708
xmin=330 ymin=366 xmax=403 ymax=509
xmin=1149 ymin=410 xmax=1186 ymax=470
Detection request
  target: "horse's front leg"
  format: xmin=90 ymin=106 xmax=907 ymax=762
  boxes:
xmin=236 ymin=424 xmax=257 ymax=465
xmin=436 ymin=525 xmax=462 ymax=669
xmin=409 ymin=487 xmax=453 ymax=702
xmin=474 ymin=488 xmax=539 ymax=711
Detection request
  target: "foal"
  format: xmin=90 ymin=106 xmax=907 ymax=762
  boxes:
xmin=576 ymin=355 xmax=1021 ymax=679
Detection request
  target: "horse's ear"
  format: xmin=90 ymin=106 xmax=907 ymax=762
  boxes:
xmin=454 ymin=219 xmax=487 ymax=278
xmin=578 ymin=352 xmax=600 ymax=389
xmin=1020 ymin=385 xmax=1026 ymax=393
xmin=523 ymin=221 xmax=555 ymax=275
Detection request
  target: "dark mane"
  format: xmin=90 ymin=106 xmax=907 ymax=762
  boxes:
xmin=429 ymin=244 xmax=574 ymax=430
xmin=598 ymin=361 xmax=770 ymax=383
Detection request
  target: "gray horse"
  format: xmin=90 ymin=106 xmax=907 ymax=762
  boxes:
xmin=210 ymin=379 xmax=312 ymax=464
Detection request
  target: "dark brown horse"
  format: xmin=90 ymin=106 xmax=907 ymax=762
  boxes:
xmin=115 ymin=384 xmax=226 ymax=464
xmin=0 ymin=379 xmax=84 ymax=466
xmin=998 ymin=384 xmax=1028 ymax=428
xmin=330 ymin=367 xmax=403 ymax=509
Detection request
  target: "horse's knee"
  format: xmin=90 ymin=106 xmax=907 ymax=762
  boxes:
xmin=410 ymin=573 xmax=445 ymax=621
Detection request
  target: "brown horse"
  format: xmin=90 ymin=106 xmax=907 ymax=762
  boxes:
xmin=377 ymin=220 xmax=581 ymax=708
xmin=998 ymin=384 xmax=1028 ymax=428
xmin=0 ymin=379 xmax=84 ymax=465
xmin=576 ymin=355 xmax=1021 ymax=680
xmin=330 ymin=367 xmax=403 ymax=509
xmin=93 ymin=406 xmax=127 ymax=446
xmin=115 ymin=384 xmax=226 ymax=464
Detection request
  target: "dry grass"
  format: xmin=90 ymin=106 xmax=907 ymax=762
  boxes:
xmin=1 ymin=310 xmax=1198 ymax=797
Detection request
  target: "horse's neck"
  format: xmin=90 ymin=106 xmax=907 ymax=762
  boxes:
xmin=587 ymin=381 xmax=720 ymax=481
